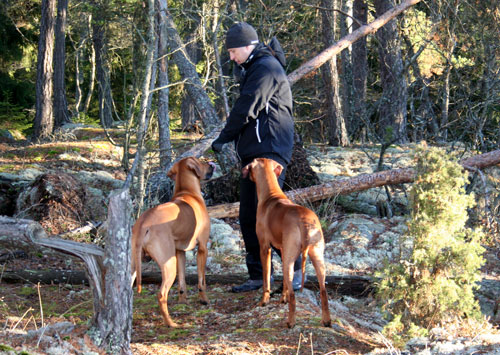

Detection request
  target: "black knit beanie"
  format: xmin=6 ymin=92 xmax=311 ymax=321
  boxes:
xmin=225 ymin=22 xmax=259 ymax=49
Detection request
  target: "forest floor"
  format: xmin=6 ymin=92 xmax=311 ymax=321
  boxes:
xmin=1 ymin=124 xmax=499 ymax=354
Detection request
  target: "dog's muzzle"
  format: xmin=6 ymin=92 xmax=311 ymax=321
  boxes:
xmin=206 ymin=161 xmax=217 ymax=179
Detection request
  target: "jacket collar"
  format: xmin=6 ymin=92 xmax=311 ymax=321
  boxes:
xmin=241 ymin=43 xmax=273 ymax=70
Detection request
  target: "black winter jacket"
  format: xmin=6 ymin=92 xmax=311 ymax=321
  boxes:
xmin=214 ymin=43 xmax=294 ymax=166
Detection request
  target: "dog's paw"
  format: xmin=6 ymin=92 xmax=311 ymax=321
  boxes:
xmin=166 ymin=321 xmax=180 ymax=328
xmin=199 ymin=293 xmax=209 ymax=305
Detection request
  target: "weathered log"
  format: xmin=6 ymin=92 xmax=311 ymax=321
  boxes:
xmin=1 ymin=269 xmax=89 ymax=285
xmin=1 ymin=270 xmax=373 ymax=297
xmin=207 ymin=149 xmax=500 ymax=219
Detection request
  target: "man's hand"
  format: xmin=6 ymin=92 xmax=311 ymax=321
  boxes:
xmin=211 ymin=139 xmax=224 ymax=153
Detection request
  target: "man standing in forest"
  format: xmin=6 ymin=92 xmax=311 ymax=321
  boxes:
xmin=211 ymin=22 xmax=303 ymax=292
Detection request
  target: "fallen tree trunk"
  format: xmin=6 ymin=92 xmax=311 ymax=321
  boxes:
xmin=207 ymin=149 xmax=500 ymax=219
xmin=1 ymin=270 xmax=373 ymax=297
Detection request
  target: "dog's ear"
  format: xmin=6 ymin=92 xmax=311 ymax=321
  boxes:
xmin=167 ymin=163 xmax=178 ymax=180
xmin=186 ymin=158 xmax=203 ymax=179
xmin=241 ymin=164 xmax=250 ymax=179
xmin=270 ymin=161 xmax=283 ymax=178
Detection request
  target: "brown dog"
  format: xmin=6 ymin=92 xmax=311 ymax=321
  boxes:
xmin=242 ymin=158 xmax=331 ymax=328
xmin=131 ymin=156 xmax=215 ymax=327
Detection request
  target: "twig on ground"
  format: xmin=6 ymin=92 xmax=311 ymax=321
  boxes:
xmin=37 ymin=282 xmax=44 ymax=328
xmin=12 ymin=307 xmax=33 ymax=331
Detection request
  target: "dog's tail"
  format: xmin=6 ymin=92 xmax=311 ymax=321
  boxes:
xmin=131 ymin=234 xmax=143 ymax=294
xmin=300 ymin=247 xmax=308 ymax=290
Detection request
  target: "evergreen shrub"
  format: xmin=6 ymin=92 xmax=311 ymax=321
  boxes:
xmin=375 ymin=144 xmax=485 ymax=345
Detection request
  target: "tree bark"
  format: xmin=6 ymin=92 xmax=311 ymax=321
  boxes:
xmin=162 ymin=10 xmax=218 ymax=130
xmin=435 ymin=1 xmax=459 ymax=143
xmin=207 ymin=149 xmax=500 ymax=219
xmin=180 ymin=8 xmax=202 ymax=131
xmin=402 ymin=31 xmax=437 ymax=141
xmin=88 ymin=189 xmax=133 ymax=355
xmin=0 ymin=188 xmax=134 ymax=354
xmin=53 ymin=0 xmax=71 ymax=129
xmin=157 ymin=0 xmax=172 ymax=172
xmin=374 ymin=0 xmax=408 ymax=143
xmin=83 ymin=14 xmax=96 ymax=115
xmin=340 ymin=0 xmax=353 ymax=133
xmin=33 ymin=0 xmax=56 ymax=141
xmin=351 ymin=0 xmax=368 ymax=138
xmin=320 ymin=0 xmax=350 ymax=147
xmin=92 ymin=16 xmax=113 ymax=128
xmin=132 ymin=0 xmax=157 ymax=216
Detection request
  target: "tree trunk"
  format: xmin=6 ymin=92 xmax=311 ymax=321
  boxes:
xmin=33 ymin=0 xmax=56 ymax=141
xmin=83 ymin=14 xmax=96 ymax=115
xmin=93 ymin=19 xmax=113 ymax=128
xmin=159 ymin=8 xmax=238 ymax=173
xmin=212 ymin=0 xmax=230 ymax=118
xmin=180 ymin=10 xmax=202 ymax=132
xmin=74 ymin=37 xmax=84 ymax=114
xmin=340 ymin=0 xmax=353 ymax=133
xmin=320 ymin=0 xmax=350 ymax=147
xmin=351 ymin=0 xmax=368 ymax=139
xmin=162 ymin=10 xmax=218 ymax=130
xmin=438 ymin=0 xmax=459 ymax=143
xmin=207 ymin=149 xmax=500 ymax=218
xmin=374 ymin=0 xmax=408 ymax=143
xmin=402 ymin=32 xmax=437 ymax=141
xmin=53 ymin=0 xmax=71 ymax=129
xmin=132 ymin=0 xmax=157 ymax=216
xmin=0 ymin=188 xmax=134 ymax=355
xmin=157 ymin=0 xmax=172 ymax=172
xmin=88 ymin=189 xmax=133 ymax=355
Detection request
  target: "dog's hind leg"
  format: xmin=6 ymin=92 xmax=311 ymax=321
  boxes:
xmin=258 ymin=243 xmax=272 ymax=307
xmin=282 ymin=259 xmax=296 ymax=328
xmin=157 ymin=253 xmax=179 ymax=327
xmin=196 ymin=242 xmax=209 ymax=305
xmin=148 ymin=235 xmax=179 ymax=328
xmin=176 ymin=250 xmax=187 ymax=303
xmin=308 ymin=243 xmax=331 ymax=327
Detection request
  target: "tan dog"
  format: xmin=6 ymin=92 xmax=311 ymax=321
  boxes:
xmin=242 ymin=158 xmax=331 ymax=328
xmin=131 ymin=157 xmax=215 ymax=327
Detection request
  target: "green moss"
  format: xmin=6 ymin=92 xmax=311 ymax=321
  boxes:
xmin=194 ymin=309 xmax=212 ymax=316
xmin=165 ymin=328 xmax=190 ymax=340
xmin=0 ymin=164 xmax=15 ymax=173
xmin=18 ymin=286 xmax=36 ymax=297
xmin=0 ymin=344 xmax=14 ymax=351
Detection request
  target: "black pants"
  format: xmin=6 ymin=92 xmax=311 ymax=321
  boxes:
xmin=239 ymin=162 xmax=302 ymax=280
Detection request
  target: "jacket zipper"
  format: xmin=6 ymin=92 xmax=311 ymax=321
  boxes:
xmin=255 ymin=119 xmax=261 ymax=143
xmin=254 ymin=102 xmax=269 ymax=144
